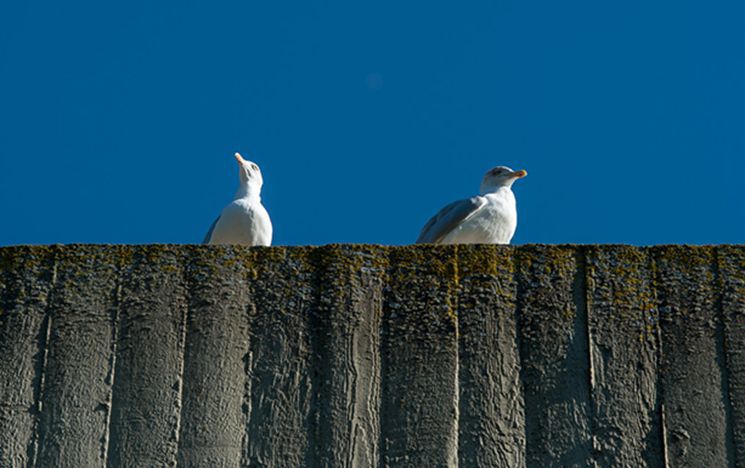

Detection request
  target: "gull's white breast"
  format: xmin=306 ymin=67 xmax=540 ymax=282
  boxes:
xmin=440 ymin=190 xmax=517 ymax=244
xmin=208 ymin=199 xmax=272 ymax=246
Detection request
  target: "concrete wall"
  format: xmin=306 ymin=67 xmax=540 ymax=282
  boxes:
xmin=0 ymin=244 xmax=742 ymax=467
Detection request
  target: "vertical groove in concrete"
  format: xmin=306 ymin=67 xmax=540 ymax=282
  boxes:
xmin=0 ymin=247 xmax=56 ymax=468
xmin=28 ymin=278 xmax=57 ymax=466
xmin=651 ymin=255 xmax=671 ymax=468
xmin=456 ymin=245 xmax=524 ymax=467
xmin=585 ymin=246 xmax=663 ymax=466
xmin=173 ymin=251 xmax=191 ymax=466
xmin=31 ymin=312 xmax=54 ymax=467
xmin=577 ymin=247 xmax=595 ymax=458
xmin=310 ymin=245 xmax=385 ymax=468
xmin=239 ymin=301 xmax=254 ymax=468
xmin=660 ymin=402 xmax=670 ymax=468
xmin=242 ymin=248 xmax=315 ymax=468
xmin=718 ymin=246 xmax=745 ymax=466
xmin=106 ymin=246 xmax=188 ymax=467
xmin=28 ymin=250 xmax=57 ymax=468
xmin=713 ymin=248 xmax=737 ymax=467
xmin=100 ymin=249 xmax=124 ymax=465
xmin=175 ymin=246 xmax=252 ymax=467
xmin=379 ymin=246 xmax=459 ymax=467
xmin=654 ymin=246 xmax=730 ymax=466
xmin=35 ymin=246 xmax=119 ymax=467
xmin=516 ymin=245 xmax=592 ymax=467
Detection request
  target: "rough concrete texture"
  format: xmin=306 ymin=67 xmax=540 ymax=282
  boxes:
xmin=0 ymin=244 xmax=743 ymax=468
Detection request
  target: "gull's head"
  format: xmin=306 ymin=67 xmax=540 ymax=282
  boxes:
xmin=480 ymin=166 xmax=527 ymax=194
xmin=235 ymin=152 xmax=264 ymax=188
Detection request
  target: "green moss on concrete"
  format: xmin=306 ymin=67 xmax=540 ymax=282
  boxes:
xmin=651 ymin=245 xmax=716 ymax=283
xmin=456 ymin=245 xmax=516 ymax=278
xmin=386 ymin=245 xmax=460 ymax=335
xmin=585 ymin=246 xmax=659 ymax=345
xmin=0 ymin=246 xmax=54 ymax=272
xmin=717 ymin=246 xmax=745 ymax=300
xmin=517 ymin=245 xmax=581 ymax=322
xmin=0 ymin=243 xmax=741 ymax=337
xmin=651 ymin=246 xmax=717 ymax=324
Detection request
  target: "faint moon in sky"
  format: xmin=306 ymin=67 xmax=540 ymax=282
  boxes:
xmin=365 ymin=73 xmax=383 ymax=91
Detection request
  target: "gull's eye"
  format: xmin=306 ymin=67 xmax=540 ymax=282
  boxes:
xmin=251 ymin=164 xmax=259 ymax=171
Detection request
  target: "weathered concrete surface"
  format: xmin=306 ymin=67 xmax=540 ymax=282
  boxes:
xmin=516 ymin=246 xmax=592 ymax=467
xmin=654 ymin=247 xmax=732 ymax=467
xmin=585 ymin=246 xmax=662 ymax=466
xmin=107 ymin=246 xmax=186 ymax=467
xmin=381 ymin=248 xmax=458 ymax=467
xmin=0 ymin=244 xmax=743 ymax=468
xmin=456 ymin=246 xmax=523 ymax=467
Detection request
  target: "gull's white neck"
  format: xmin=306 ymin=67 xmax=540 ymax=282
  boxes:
xmin=234 ymin=183 xmax=262 ymax=202
xmin=479 ymin=184 xmax=514 ymax=197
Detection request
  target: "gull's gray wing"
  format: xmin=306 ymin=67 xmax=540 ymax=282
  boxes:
xmin=416 ymin=196 xmax=486 ymax=244
xmin=202 ymin=216 xmax=220 ymax=244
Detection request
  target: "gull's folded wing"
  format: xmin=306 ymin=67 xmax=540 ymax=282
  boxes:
xmin=202 ymin=216 xmax=220 ymax=244
xmin=416 ymin=196 xmax=486 ymax=244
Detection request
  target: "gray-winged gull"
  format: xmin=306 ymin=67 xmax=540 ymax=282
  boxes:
xmin=203 ymin=152 xmax=273 ymax=246
xmin=416 ymin=166 xmax=527 ymax=244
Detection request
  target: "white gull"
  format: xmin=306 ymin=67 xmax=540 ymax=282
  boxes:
xmin=416 ymin=166 xmax=527 ymax=244
xmin=203 ymin=152 xmax=273 ymax=246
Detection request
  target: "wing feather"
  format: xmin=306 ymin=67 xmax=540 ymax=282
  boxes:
xmin=202 ymin=216 xmax=220 ymax=244
xmin=416 ymin=197 xmax=486 ymax=244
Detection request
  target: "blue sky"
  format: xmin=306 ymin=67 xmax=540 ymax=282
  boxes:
xmin=1 ymin=1 xmax=743 ymax=246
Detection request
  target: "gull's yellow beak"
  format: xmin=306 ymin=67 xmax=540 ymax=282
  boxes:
xmin=234 ymin=152 xmax=245 ymax=164
xmin=512 ymin=169 xmax=528 ymax=178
